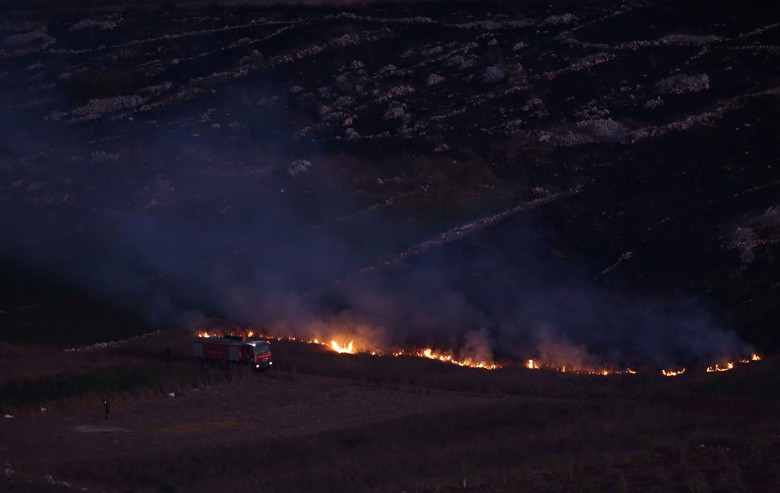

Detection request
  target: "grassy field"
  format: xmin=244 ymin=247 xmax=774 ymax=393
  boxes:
xmin=2 ymin=333 xmax=779 ymax=492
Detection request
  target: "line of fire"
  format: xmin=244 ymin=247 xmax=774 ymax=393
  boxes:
xmin=195 ymin=329 xmax=761 ymax=377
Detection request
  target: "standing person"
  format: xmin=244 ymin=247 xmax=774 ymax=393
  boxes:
xmin=103 ymin=399 xmax=110 ymax=419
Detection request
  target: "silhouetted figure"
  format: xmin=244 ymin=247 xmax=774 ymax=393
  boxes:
xmin=103 ymin=399 xmax=109 ymax=419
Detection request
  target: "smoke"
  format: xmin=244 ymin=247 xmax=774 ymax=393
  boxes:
xmin=2 ymin=151 xmax=750 ymax=368
xmin=0 ymin=77 xmax=748 ymax=370
xmin=331 ymin=228 xmax=748 ymax=367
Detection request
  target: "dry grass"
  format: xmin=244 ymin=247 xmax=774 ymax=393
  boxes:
xmin=3 ymin=337 xmax=779 ymax=492
xmin=51 ymin=386 xmax=780 ymax=492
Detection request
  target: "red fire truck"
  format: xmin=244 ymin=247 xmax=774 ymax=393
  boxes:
xmin=193 ymin=335 xmax=273 ymax=370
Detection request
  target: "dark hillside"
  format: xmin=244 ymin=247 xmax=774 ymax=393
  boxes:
xmin=1 ymin=0 xmax=778 ymax=360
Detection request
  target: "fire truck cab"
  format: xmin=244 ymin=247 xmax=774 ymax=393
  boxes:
xmin=193 ymin=335 xmax=273 ymax=370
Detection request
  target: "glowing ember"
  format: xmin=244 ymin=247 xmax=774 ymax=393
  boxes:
xmin=661 ymin=368 xmax=686 ymax=377
xmin=330 ymin=340 xmax=355 ymax=354
xmin=521 ymin=359 xmax=636 ymax=376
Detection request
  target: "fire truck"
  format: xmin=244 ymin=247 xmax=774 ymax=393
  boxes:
xmin=193 ymin=334 xmax=273 ymax=370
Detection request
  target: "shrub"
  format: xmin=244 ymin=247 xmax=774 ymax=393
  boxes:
xmin=654 ymin=74 xmax=710 ymax=95
xmin=482 ymin=65 xmax=506 ymax=83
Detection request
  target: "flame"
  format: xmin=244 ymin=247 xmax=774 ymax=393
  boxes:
xmin=204 ymin=328 xmax=763 ymax=376
xmin=522 ymin=359 xmax=636 ymax=376
xmin=330 ymin=340 xmax=355 ymax=354
xmin=706 ymin=362 xmax=735 ymax=373
xmin=710 ymin=353 xmax=762 ymax=369
xmin=252 ymin=331 xmax=499 ymax=370
xmin=411 ymin=347 xmax=498 ymax=369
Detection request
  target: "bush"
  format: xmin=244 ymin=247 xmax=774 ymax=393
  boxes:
xmin=654 ymin=74 xmax=710 ymax=95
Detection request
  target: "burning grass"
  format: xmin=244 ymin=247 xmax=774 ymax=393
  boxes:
xmin=198 ymin=328 xmax=763 ymax=378
xmin=2 ymin=332 xmax=780 ymax=493
xmin=3 ymin=327 xmax=765 ymax=416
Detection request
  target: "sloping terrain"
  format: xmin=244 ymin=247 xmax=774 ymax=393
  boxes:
xmin=1 ymin=0 xmax=778 ymax=356
xmin=1 ymin=2 xmax=780 ymax=490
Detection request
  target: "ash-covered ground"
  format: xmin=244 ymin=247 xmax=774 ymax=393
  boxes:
xmin=1 ymin=0 xmax=779 ymax=365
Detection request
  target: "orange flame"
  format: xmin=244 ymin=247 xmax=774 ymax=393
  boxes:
xmin=410 ymin=347 xmax=498 ymax=369
xmin=330 ymin=340 xmax=355 ymax=354
xmin=208 ymin=329 xmax=762 ymax=376
xmin=522 ymin=359 xmax=636 ymax=376
xmin=706 ymin=362 xmax=735 ymax=373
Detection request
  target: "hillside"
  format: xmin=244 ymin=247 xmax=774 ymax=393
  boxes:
xmin=1 ymin=1 xmax=780 ymax=489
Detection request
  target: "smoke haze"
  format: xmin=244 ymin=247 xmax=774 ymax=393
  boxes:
xmin=2 ymin=143 xmax=748 ymax=368
xmin=4 ymin=0 xmax=772 ymax=366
